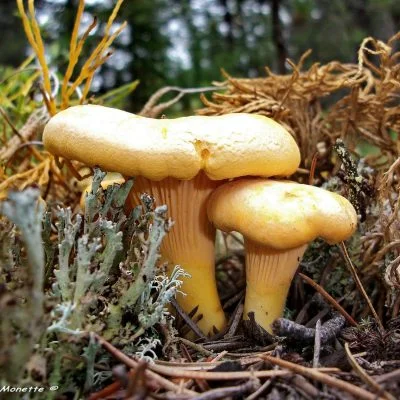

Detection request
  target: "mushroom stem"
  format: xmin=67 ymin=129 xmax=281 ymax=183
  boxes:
xmin=127 ymin=172 xmax=227 ymax=335
xmin=244 ymin=240 xmax=307 ymax=333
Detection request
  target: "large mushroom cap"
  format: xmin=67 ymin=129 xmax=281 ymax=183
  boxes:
xmin=207 ymin=179 xmax=358 ymax=250
xmin=43 ymin=105 xmax=300 ymax=181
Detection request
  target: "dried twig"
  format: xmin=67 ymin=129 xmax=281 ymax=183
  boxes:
xmin=178 ymin=338 xmax=214 ymax=357
xmin=245 ymin=379 xmax=273 ymax=400
xmin=299 ymin=272 xmax=357 ymax=326
xmin=171 ymin=298 xmax=207 ymax=340
xmin=0 ymin=108 xmax=47 ymax=162
xmin=309 ymin=152 xmax=319 ymax=185
xmin=139 ymin=86 xmax=225 ymax=118
xmin=262 ymin=354 xmax=383 ymax=400
xmin=340 ymin=242 xmax=384 ymax=331
xmin=344 ymin=342 xmax=395 ymax=400
xmin=94 ymin=334 xmax=197 ymax=395
xmin=148 ymin=365 xmax=290 ymax=381
xmin=148 ymin=359 xmax=340 ymax=381
xmin=375 ymin=368 xmax=400 ymax=384
xmin=225 ymin=303 xmax=244 ymax=338
xmin=313 ymin=319 xmax=322 ymax=368
xmin=190 ymin=379 xmax=260 ymax=400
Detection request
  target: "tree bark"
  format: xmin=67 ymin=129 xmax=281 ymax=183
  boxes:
xmin=270 ymin=0 xmax=287 ymax=74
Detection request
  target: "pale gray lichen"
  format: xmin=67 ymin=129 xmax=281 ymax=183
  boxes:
xmin=334 ymin=138 xmax=374 ymax=221
xmin=0 ymin=188 xmax=45 ymax=383
xmin=0 ymin=167 xmax=184 ymax=395
xmin=135 ymin=337 xmax=162 ymax=363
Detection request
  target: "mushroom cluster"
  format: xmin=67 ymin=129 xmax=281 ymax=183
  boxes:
xmin=43 ymin=104 xmax=357 ymax=336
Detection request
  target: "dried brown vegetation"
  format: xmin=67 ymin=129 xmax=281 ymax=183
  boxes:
xmin=0 ymin=0 xmax=133 ymax=204
xmin=200 ymin=33 xmax=400 ymax=320
xmin=199 ymin=34 xmax=400 ymax=169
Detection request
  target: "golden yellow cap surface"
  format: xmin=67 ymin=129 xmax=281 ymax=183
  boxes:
xmin=43 ymin=105 xmax=300 ymax=181
xmin=207 ymin=179 xmax=358 ymax=249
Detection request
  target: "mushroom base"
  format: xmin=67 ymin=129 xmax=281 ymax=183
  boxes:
xmin=244 ymin=241 xmax=307 ymax=333
xmin=126 ymin=172 xmax=227 ymax=336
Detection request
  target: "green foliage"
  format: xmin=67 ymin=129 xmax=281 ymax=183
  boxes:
xmin=0 ymin=57 xmax=46 ymax=143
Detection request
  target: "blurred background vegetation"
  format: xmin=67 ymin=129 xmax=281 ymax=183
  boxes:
xmin=1 ymin=0 xmax=399 ymax=113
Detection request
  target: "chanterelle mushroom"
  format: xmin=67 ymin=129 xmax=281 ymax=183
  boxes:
xmin=43 ymin=105 xmax=300 ymax=335
xmin=207 ymin=179 xmax=357 ymax=332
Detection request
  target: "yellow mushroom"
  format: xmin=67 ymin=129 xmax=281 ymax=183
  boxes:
xmin=207 ymin=179 xmax=358 ymax=333
xmin=43 ymin=105 xmax=300 ymax=335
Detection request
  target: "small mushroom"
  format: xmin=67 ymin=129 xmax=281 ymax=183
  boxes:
xmin=207 ymin=179 xmax=357 ymax=332
xmin=43 ymin=105 xmax=300 ymax=335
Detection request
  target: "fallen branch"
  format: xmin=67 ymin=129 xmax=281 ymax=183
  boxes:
xmin=0 ymin=108 xmax=47 ymax=162
xmin=272 ymin=314 xmax=346 ymax=343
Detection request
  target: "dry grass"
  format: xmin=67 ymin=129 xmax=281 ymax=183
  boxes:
xmin=0 ymin=0 xmax=129 ymax=202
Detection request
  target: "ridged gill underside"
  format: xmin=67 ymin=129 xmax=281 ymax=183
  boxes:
xmin=126 ymin=172 xmax=226 ymax=335
xmin=244 ymin=240 xmax=307 ymax=332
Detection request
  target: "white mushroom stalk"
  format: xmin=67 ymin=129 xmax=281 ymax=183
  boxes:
xmin=43 ymin=105 xmax=301 ymax=336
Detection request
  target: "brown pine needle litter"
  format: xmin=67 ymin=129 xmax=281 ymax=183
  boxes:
xmin=191 ymin=32 xmax=400 ymax=398
xmin=201 ymin=32 xmax=400 ymax=318
xmin=199 ymin=33 xmax=400 ymax=168
xmin=1 ymin=1 xmax=400 ymax=397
